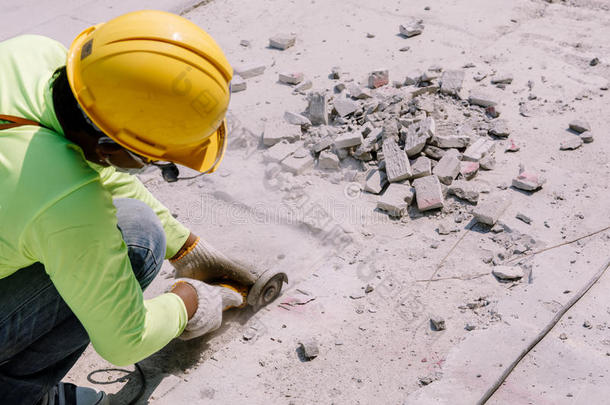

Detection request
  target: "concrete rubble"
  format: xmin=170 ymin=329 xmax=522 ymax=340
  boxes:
xmin=269 ymin=33 xmax=296 ymax=50
xmin=279 ymin=72 xmax=304 ymax=85
xmin=234 ymin=63 xmax=266 ymax=79
xmin=263 ymin=120 xmax=301 ymax=146
xmin=413 ymin=175 xmax=444 ymax=211
xmin=512 ymin=168 xmax=545 ymax=191
xmin=376 ymin=182 xmax=414 ymax=217
xmin=473 ymin=194 xmax=511 ymax=225
xmin=399 ymin=20 xmax=425 ymax=37
xmin=492 ymin=265 xmax=524 ymax=281
xmin=298 ymin=338 xmax=319 ymax=360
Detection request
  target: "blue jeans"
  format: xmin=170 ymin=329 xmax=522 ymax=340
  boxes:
xmin=0 ymin=198 xmax=167 ymax=405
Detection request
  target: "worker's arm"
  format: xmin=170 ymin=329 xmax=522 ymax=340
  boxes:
xmin=23 ymin=180 xmax=188 ymax=366
xmin=93 ymin=166 xmax=190 ymax=259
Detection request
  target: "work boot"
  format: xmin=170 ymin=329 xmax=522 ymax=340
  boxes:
xmin=39 ymin=383 xmax=109 ymax=405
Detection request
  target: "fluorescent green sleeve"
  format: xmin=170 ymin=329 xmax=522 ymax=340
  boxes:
xmin=23 ymin=181 xmax=187 ymax=366
xmin=93 ymin=166 xmax=190 ymax=259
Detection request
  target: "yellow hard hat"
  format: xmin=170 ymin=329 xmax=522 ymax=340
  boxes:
xmin=66 ymin=10 xmax=233 ymax=173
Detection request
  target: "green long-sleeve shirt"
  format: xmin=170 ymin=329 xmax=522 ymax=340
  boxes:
xmin=0 ymin=35 xmax=190 ymax=365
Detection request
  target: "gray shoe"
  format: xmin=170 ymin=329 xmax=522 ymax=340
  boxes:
xmin=40 ymin=383 xmax=109 ymax=405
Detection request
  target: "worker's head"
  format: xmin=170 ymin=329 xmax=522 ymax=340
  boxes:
xmin=55 ymin=10 xmax=233 ymax=174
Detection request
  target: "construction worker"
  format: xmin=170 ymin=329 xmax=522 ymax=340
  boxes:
xmin=0 ymin=10 xmax=245 ymax=405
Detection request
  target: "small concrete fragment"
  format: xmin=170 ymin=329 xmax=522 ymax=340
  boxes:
xmin=263 ymin=141 xmax=302 ymax=163
xmin=491 ymin=74 xmax=513 ymax=85
xmin=480 ymin=153 xmax=496 ymax=170
xmin=440 ymin=70 xmax=465 ymax=96
xmin=279 ymin=72 xmax=304 ymax=85
xmin=468 ymin=90 xmax=497 ymax=108
xmin=281 ymin=153 xmax=314 ymax=175
xmin=433 ymin=153 xmax=461 ymax=185
xmin=368 ymin=70 xmax=390 ymax=89
xmin=284 ymin=111 xmax=311 ymax=126
xmin=430 ymin=315 xmax=446 ymax=331
xmin=312 ymin=137 xmax=333 ymax=153
xmin=581 ymin=132 xmax=594 ymax=143
xmin=230 ymin=75 xmax=247 ymax=92
xmin=294 ymin=80 xmax=313 ymax=94
xmin=307 ymin=91 xmax=329 ymax=125
xmin=348 ymin=84 xmax=372 ymax=99
xmin=399 ymin=20 xmax=424 ymax=37
xmin=318 ymin=150 xmax=340 ymax=170
xmin=463 ymin=138 xmax=495 ymax=162
xmin=413 ymin=175 xmax=444 ymax=211
xmin=448 ymin=180 xmax=479 ymax=204
xmin=430 ymin=134 xmax=470 ymax=149
xmin=377 ymin=183 xmax=414 ymax=217
xmin=330 ymin=66 xmax=341 ymax=80
xmin=560 ymin=136 xmax=584 ymax=150
xmin=473 ymin=194 xmax=511 ymax=225
xmin=263 ymin=121 xmax=301 ymax=146
xmin=569 ymin=119 xmax=591 ymax=134
xmin=364 ymin=169 xmax=388 ymax=194
xmin=411 ymin=156 xmax=432 ymax=179
xmin=334 ymin=132 xmax=363 ymax=149
xmin=298 ymin=338 xmax=319 ymax=360
xmin=234 ymin=63 xmax=265 ymax=79
xmin=460 ymin=161 xmax=479 ymax=180
xmin=423 ymin=145 xmax=446 ymax=160
xmin=269 ymin=34 xmax=296 ymax=50
xmin=516 ymin=212 xmax=532 ymax=224
xmin=492 ymin=265 xmax=524 ymax=281
xmin=404 ymin=125 xmax=428 ymax=157
xmin=333 ymin=98 xmax=360 ymax=117
xmin=383 ymin=138 xmax=412 ymax=182
xmin=512 ymin=170 xmax=545 ymax=191
xmin=488 ymin=119 xmax=510 ymax=137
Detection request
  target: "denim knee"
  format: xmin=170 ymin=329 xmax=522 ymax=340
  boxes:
xmin=113 ymin=198 xmax=166 ymax=290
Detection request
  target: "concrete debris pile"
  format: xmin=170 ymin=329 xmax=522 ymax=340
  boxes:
xmin=254 ymin=65 xmax=542 ymax=220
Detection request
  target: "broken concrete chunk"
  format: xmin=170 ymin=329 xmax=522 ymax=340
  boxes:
xmin=492 ymin=265 xmax=524 ymax=281
xmin=234 ymin=63 xmax=265 ymax=79
xmin=377 ymin=183 xmax=414 ymax=217
xmin=430 ymin=134 xmax=470 ymax=149
xmin=263 ymin=141 xmax=302 ymax=163
xmin=560 ymin=136 xmax=584 ymax=150
xmin=473 ymin=194 xmax=511 ymax=225
xmin=430 ymin=315 xmax=446 ymax=331
xmin=284 ymin=111 xmax=311 ymax=126
xmin=569 ymin=119 xmax=591 ymax=133
xmin=318 ymin=150 xmax=340 ymax=170
xmin=368 ymin=70 xmax=390 ymax=89
xmin=433 ymin=153 xmax=460 ymax=185
xmin=488 ymin=119 xmax=510 ymax=137
xmin=279 ymin=72 xmax=304 ymax=85
xmin=383 ymin=138 xmax=412 ymax=182
xmin=334 ymin=132 xmax=363 ymax=149
xmin=479 ymin=153 xmax=496 ymax=170
xmin=307 ymin=91 xmax=329 ymax=125
xmin=516 ymin=212 xmax=532 ymax=224
xmin=348 ymin=84 xmax=372 ymax=99
xmin=404 ymin=126 xmax=428 ymax=157
xmin=423 ymin=145 xmax=446 ymax=160
xmin=269 ymin=34 xmax=296 ymax=50
xmin=399 ymin=20 xmax=424 ymax=37
xmin=491 ymin=74 xmax=513 ymax=85
xmin=581 ymin=132 xmax=594 ymax=143
xmin=440 ymin=70 xmax=465 ymax=96
xmin=460 ymin=161 xmax=479 ymax=180
xmin=463 ymin=138 xmax=495 ymax=162
xmin=230 ymin=75 xmax=247 ymax=92
xmin=312 ymin=137 xmax=333 ymax=153
xmin=333 ymin=98 xmax=360 ymax=117
xmin=364 ymin=169 xmax=388 ymax=194
xmin=411 ymin=156 xmax=432 ymax=179
xmin=294 ymin=80 xmax=313 ymax=94
xmin=330 ymin=66 xmax=341 ymax=80
xmin=282 ymin=153 xmax=314 ymax=175
xmin=448 ymin=180 xmax=479 ymax=204
xmin=512 ymin=170 xmax=545 ymax=191
xmin=263 ymin=120 xmax=301 ymax=146
xmin=413 ymin=175 xmax=444 ymax=211
xmin=299 ymin=338 xmax=319 ymax=360
xmin=468 ymin=90 xmax=497 ymax=108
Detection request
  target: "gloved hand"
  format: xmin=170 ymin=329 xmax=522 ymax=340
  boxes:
xmin=170 ymin=278 xmax=243 ymax=340
xmin=171 ymin=237 xmax=254 ymax=286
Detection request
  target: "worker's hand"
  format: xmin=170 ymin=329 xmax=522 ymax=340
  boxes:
xmin=171 ymin=278 xmax=243 ymax=340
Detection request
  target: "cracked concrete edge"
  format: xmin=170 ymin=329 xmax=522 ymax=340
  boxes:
xmin=1 ymin=0 xmax=213 ymax=46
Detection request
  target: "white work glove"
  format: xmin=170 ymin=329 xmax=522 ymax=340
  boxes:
xmin=171 ymin=278 xmax=243 ymax=340
xmin=171 ymin=237 xmax=254 ymax=285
